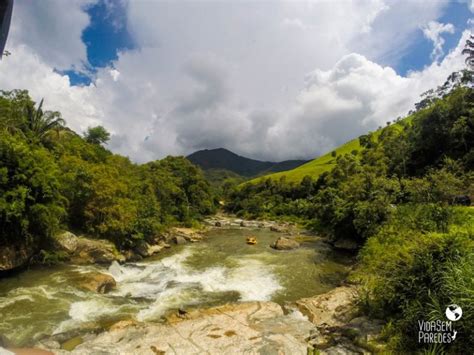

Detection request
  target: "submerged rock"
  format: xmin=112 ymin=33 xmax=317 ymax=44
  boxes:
xmin=271 ymin=237 xmax=300 ymax=250
xmin=78 ymin=272 xmax=116 ymax=294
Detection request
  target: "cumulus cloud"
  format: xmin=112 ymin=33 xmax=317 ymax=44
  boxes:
xmin=0 ymin=45 xmax=99 ymax=133
xmin=422 ymin=21 xmax=455 ymax=62
xmin=8 ymin=0 xmax=97 ymax=71
xmin=0 ymin=1 xmax=471 ymax=163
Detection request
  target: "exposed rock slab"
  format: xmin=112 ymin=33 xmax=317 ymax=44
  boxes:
xmin=171 ymin=228 xmax=203 ymax=242
xmin=295 ymin=286 xmax=357 ymax=327
xmin=295 ymin=286 xmax=386 ymax=354
xmin=51 ymin=302 xmax=314 ymax=355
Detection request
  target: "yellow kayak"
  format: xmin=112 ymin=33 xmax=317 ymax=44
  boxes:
xmin=246 ymin=236 xmax=257 ymax=245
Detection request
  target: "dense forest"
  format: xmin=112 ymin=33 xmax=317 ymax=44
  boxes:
xmin=0 ymin=90 xmax=217 ymax=256
xmin=226 ymin=84 xmax=474 ymax=353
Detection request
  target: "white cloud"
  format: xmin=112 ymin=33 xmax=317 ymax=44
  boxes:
xmin=109 ymin=68 xmax=120 ymax=81
xmin=422 ymin=21 xmax=455 ymax=62
xmin=0 ymin=1 xmax=471 ymax=163
xmin=0 ymin=45 xmax=99 ymax=133
xmin=8 ymin=0 xmax=97 ymax=71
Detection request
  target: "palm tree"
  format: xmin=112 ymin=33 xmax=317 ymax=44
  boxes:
xmin=24 ymin=98 xmax=65 ymax=141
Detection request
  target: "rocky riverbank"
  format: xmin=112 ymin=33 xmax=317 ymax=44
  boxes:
xmin=0 ymin=214 xmax=303 ymax=273
xmin=31 ymin=285 xmax=385 ymax=354
xmin=1 ymin=215 xmax=374 ymax=354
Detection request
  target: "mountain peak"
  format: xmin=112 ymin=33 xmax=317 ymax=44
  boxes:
xmin=187 ymin=148 xmax=308 ymax=177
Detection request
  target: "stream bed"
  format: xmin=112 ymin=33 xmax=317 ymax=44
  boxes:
xmin=0 ymin=228 xmax=352 ymax=346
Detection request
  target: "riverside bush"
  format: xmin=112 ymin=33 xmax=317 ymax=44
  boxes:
xmin=355 ymin=207 xmax=474 ymax=353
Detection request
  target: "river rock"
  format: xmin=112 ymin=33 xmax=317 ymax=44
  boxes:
xmin=271 ymin=237 xmax=300 ymax=250
xmin=133 ymin=241 xmax=151 ymax=258
xmin=52 ymin=302 xmax=314 ymax=355
xmin=0 ymin=243 xmax=34 ymax=272
xmin=54 ymin=231 xmax=78 ymax=253
xmin=79 ymin=272 xmax=117 ymax=294
xmin=148 ymin=243 xmax=165 ymax=255
xmin=295 ymin=286 xmax=358 ymax=327
xmin=296 ymin=286 xmax=387 ymax=354
xmin=270 ymin=225 xmax=283 ymax=232
xmin=173 ymin=236 xmax=187 ymax=245
xmin=109 ymin=320 xmax=138 ymax=331
xmin=73 ymin=237 xmax=124 ymax=264
xmin=172 ymin=228 xmax=203 ymax=242
xmin=214 ymin=221 xmax=222 ymax=227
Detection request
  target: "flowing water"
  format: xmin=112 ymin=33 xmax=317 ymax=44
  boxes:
xmin=0 ymin=228 xmax=352 ymax=346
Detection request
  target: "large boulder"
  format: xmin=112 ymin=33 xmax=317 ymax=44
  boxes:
xmin=55 ymin=231 xmax=124 ymax=264
xmin=78 ymin=272 xmax=116 ymax=294
xmin=73 ymin=237 xmax=124 ymax=264
xmin=271 ymin=237 xmax=300 ymax=250
xmin=54 ymin=232 xmax=78 ymax=253
xmin=0 ymin=243 xmax=34 ymax=272
xmin=173 ymin=236 xmax=187 ymax=245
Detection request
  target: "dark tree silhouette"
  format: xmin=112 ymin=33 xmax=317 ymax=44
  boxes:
xmin=462 ymin=35 xmax=474 ymax=68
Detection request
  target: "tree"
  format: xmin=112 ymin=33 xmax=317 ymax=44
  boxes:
xmin=24 ymin=99 xmax=65 ymax=141
xmin=84 ymin=125 xmax=110 ymax=145
xmin=462 ymin=35 xmax=474 ymax=69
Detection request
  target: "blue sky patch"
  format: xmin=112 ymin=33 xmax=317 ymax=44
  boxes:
xmin=66 ymin=0 xmax=135 ymax=85
xmin=396 ymin=1 xmax=471 ymax=76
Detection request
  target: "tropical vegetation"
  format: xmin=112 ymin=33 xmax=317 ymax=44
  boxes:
xmin=0 ymin=90 xmax=217 ymax=253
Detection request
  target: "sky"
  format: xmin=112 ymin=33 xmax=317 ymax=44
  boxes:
xmin=0 ymin=0 xmax=473 ymax=162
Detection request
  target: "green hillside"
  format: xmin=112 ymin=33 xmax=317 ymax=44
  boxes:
xmin=250 ymin=138 xmax=360 ymax=183
xmin=249 ymin=120 xmax=409 ymax=184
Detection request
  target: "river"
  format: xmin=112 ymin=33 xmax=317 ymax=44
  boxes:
xmin=0 ymin=227 xmax=352 ymax=347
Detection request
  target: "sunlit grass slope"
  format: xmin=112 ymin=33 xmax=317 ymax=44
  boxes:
xmin=249 ymin=119 xmax=409 ymax=184
xmin=250 ymin=138 xmax=360 ymax=184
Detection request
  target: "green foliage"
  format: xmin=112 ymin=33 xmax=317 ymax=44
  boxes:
xmin=0 ymin=91 xmax=217 ymax=251
xmin=249 ymin=138 xmax=362 ymax=184
xmin=84 ymin=125 xmax=110 ymax=145
xmin=355 ymin=207 xmax=474 ymax=353
xmin=0 ymin=132 xmax=65 ymax=246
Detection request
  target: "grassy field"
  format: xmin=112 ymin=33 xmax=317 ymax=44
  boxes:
xmin=249 ymin=138 xmax=361 ymax=183
xmin=248 ymin=118 xmax=410 ymax=184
